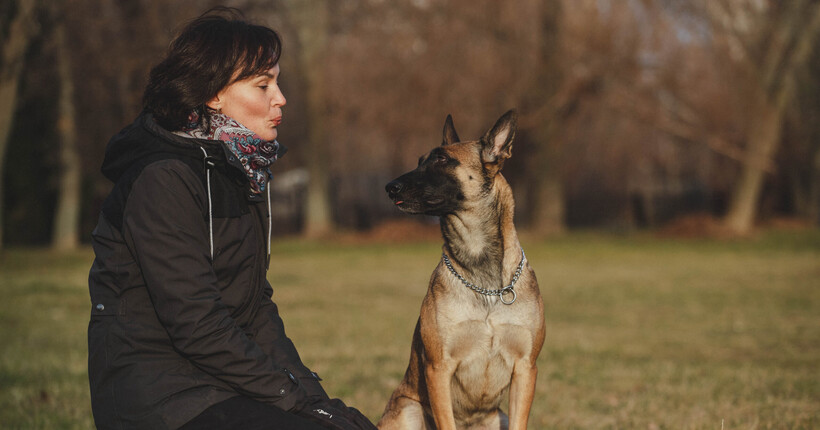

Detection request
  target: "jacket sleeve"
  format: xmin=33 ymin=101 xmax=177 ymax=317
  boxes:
xmin=121 ymin=160 xmax=310 ymax=412
xmin=250 ymin=282 xmax=330 ymax=400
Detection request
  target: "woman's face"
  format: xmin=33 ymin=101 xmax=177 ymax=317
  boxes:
xmin=208 ymin=64 xmax=286 ymax=141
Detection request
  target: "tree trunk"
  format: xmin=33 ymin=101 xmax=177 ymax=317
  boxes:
xmin=0 ymin=80 xmax=19 ymax=251
xmin=0 ymin=0 xmax=39 ymax=251
xmin=524 ymin=0 xmax=565 ymax=236
xmin=801 ymin=147 xmax=820 ymax=224
xmin=302 ymin=58 xmax=332 ymax=238
xmin=720 ymin=2 xmax=820 ymax=234
xmin=52 ymin=20 xmax=81 ymax=250
xmin=723 ymin=99 xmax=784 ymax=233
xmin=286 ymin=0 xmax=333 ymax=238
xmin=529 ymin=138 xmax=566 ymax=235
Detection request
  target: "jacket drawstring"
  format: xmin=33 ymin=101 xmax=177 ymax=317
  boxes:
xmin=199 ymin=147 xmax=215 ymax=260
xmin=267 ymin=185 xmax=272 ymax=258
xmin=199 ymin=146 xmax=271 ymax=262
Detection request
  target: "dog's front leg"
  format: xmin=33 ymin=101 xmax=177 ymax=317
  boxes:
xmin=425 ymin=361 xmax=458 ymax=430
xmin=508 ymin=359 xmax=538 ymax=430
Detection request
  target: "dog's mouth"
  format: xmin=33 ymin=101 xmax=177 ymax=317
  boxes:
xmin=392 ymin=198 xmax=413 ymax=211
xmin=390 ymin=195 xmax=421 ymax=213
xmin=387 ymin=191 xmax=403 ymax=205
xmin=390 ymin=195 xmax=446 ymax=215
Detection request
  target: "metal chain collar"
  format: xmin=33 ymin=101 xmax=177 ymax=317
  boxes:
xmin=441 ymin=248 xmax=526 ymax=305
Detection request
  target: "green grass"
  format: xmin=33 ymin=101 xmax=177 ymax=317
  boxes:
xmin=0 ymin=230 xmax=818 ymax=429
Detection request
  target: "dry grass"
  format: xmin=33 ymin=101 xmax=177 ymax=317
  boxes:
xmin=0 ymin=229 xmax=818 ymax=429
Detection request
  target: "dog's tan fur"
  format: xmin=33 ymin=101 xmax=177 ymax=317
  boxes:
xmin=379 ymin=111 xmax=546 ymax=430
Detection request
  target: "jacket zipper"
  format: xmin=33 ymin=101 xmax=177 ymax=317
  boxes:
xmin=234 ymin=200 xmax=269 ymax=322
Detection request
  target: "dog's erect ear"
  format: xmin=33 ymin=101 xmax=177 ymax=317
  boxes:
xmin=481 ymin=110 xmax=517 ymax=166
xmin=442 ymin=114 xmax=460 ymax=146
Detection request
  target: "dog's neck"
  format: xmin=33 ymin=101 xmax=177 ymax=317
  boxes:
xmin=440 ymin=175 xmax=520 ymax=291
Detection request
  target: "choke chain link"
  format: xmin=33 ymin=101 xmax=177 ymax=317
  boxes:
xmin=441 ymin=248 xmax=526 ymax=305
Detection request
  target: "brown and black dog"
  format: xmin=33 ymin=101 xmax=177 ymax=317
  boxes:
xmin=379 ymin=110 xmax=546 ymax=430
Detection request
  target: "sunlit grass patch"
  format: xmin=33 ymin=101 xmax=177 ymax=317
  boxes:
xmin=0 ymin=229 xmax=817 ymax=428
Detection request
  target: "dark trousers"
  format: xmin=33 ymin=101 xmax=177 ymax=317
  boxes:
xmin=178 ymin=396 xmax=326 ymax=430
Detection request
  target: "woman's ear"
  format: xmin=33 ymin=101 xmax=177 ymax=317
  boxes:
xmin=206 ymin=93 xmax=222 ymax=111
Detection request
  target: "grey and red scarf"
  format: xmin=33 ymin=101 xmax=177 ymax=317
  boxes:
xmin=177 ymin=111 xmax=280 ymax=193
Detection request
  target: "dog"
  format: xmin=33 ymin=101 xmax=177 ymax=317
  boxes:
xmin=379 ymin=110 xmax=546 ymax=430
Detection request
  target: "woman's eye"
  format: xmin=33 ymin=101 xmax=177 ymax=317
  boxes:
xmin=258 ymin=85 xmax=268 ymax=90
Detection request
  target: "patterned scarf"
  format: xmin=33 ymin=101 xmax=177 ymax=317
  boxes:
xmin=177 ymin=111 xmax=280 ymax=193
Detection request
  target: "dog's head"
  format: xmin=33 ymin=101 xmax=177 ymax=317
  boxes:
xmin=386 ymin=110 xmax=517 ymax=216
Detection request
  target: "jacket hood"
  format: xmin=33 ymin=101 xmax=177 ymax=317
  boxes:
xmin=101 ymin=113 xmax=214 ymax=183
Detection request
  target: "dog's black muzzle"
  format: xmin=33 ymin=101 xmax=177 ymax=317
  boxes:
xmin=385 ymin=168 xmax=463 ymax=216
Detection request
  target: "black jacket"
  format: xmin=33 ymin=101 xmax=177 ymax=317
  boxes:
xmin=88 ymin=113 xmax=325 ymax=430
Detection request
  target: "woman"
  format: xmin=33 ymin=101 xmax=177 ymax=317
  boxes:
xmin=88 ymin=8 xmax=376 ymax=430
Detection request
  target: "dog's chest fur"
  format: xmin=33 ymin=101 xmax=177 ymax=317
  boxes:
xmin=423 ymin=267 xmax=537 ymax=412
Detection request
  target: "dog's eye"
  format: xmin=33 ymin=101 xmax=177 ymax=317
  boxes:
xmin=435 ymin=155 xmax=448 ymax=164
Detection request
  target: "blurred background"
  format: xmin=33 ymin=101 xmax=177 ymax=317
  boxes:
xmin=2 ymin=2 xmax=820 ymax=428
xmin=1 ymin=0 xmax=819 ymax=247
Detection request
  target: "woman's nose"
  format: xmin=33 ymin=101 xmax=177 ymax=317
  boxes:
xmin=273 ymin=88 xmax=286 ymax=107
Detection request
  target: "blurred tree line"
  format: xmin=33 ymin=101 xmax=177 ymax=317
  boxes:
xmin=1 ymin=0 xmax=819 ymax=250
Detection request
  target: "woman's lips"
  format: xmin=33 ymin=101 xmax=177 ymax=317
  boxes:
xmin=271 ymin=117 xmax=282 ymax=126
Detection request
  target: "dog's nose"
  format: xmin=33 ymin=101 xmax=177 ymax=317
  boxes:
xmin=386 ymin=180 xmax=403 ymax=195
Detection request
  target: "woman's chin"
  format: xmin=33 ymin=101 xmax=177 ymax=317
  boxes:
xmin=258 ymin=129 xmax=277 ymax=142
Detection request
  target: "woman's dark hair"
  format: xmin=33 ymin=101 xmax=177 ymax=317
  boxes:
xmin=143 ymin=7 xmax=282 ymax=131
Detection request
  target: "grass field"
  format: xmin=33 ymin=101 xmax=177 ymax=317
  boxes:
xmin=0 ymin=228 xmax=818 ymax=429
